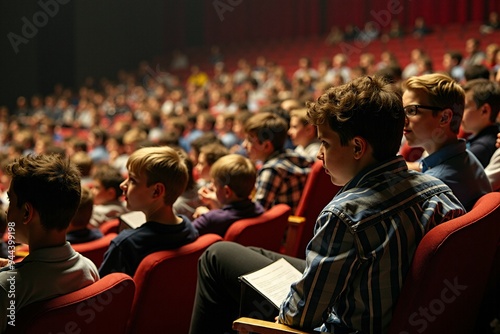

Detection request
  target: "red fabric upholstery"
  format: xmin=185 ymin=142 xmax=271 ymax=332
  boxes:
xmin=71 ymin=233 xmax=117 ymax=268
xmin=127 ymin=233 xmax=223 ymax=334
xmin=389 ymin=192 xmax=500 ymax=334
xmin=288 ymin=160 xmax=341 ymax=258
xmin=99 ymin=218 xmax=120 ymax=235
xmin=224 ymin=204 xmax=291 ymax=253
xmin=5 ymin=273 xmax=135 ymax=334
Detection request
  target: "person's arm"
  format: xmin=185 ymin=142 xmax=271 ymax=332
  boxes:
xmin=468 ymin=141 xmax=492 ymax=167
xmin=254 ymin=168 xmax=281 ymax=210
xmin=278 ymin=210 xmax=358 ymax=329
xmin=485 ymin=148 xmax=500 ymax=191
xmin=98 ymin=239 xmax=129 ymax=277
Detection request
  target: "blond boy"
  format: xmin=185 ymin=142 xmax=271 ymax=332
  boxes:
xmin=193 ymin=154 xmax=263 ymax=237
xmin=99 ymin=146 xmax=198 ymax=277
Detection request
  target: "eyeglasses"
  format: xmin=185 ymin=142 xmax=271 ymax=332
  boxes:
xmin=403 ymin=105 xmax=444 ymax=117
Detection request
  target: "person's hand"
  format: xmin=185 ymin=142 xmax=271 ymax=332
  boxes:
xmin=496 ymin=132 xmax=500 ymax=148
xmin=193 ymin=206 xmax=210 ymax=219
xmin=0 ymin=258 xmax=10 ymax=268
xmin=198 ymin=185 xmax=220 ymax=209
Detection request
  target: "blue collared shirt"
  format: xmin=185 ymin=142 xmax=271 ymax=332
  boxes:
xmin=422 ymin=139 xmax=492 ymax=211
xmin=278 ymin=156 xmax=465 ymax=333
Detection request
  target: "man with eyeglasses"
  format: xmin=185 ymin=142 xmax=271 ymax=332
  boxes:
xmin=402 ymin=73 xmax=491 ymax=210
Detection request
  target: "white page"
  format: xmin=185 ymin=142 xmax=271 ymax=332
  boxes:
xmin=240 ymin=258 xmax=303 ymax=308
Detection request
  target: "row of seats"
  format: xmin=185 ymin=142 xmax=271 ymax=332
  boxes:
xmin=9 ymin=160 xmax=339 ymax=333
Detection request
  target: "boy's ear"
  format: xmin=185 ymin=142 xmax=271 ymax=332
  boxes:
xmin=223 ymin=185 xmax=233 ymax=198
xmin=261 ymin=140 xmax=274 ymax=154
xmin=23 ymin=202 xmax=34 ymax=223
xmin=440 ymin=109 xmax=453 ymax=125
xmin=152 ymin=183 xmax=166 ymax=198
xmin=481 ymin=104 xmax=492 ymax=117
xmin=105 ymin=187 xmax=117 ymax=199
xmin=352 ymin=136 xmax=367 ymax=160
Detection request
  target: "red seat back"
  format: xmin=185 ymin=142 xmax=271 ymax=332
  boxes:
xmin=224 ymin=204 xmax=291 ymax=253
xmin=292 ymin=160 xmax=341 ymax=258
xmin=128 ymin=233 xmax=223 ymax=334
xmin=389 ymin=192 xmax=500 ymax=333
xmin=5 ymin=273 xmax=135 ymax=334
xmin=71 ymin=233 xmax=117 ymax=268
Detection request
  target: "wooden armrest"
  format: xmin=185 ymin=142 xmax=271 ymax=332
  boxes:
xmin=233 ymin=317 xmax=313 ymax=334
xmin=283 ymin=215 xmax=306 ymax=256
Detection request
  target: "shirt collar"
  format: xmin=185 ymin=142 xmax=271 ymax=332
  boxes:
xmin=342 ymin=156 xmax=408 ymax=192
xmin=421 ymin=139 xmax=466 ymax=172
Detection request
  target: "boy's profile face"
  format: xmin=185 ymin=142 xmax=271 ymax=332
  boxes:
xmin=243 ymin=133 xmax=268 ymax=162
xmin=195 ymin=153 xmax=211 ymax=181
xmin=287 ymin=116 xmax=308 ymax=147
xmin=211 ymin=179 xmax=228 ymax=205
xmin=402 ymin=89 xmax=443 ymax=150
xmin=91 ymin=180 xmax=114 ymax=205
xmin=120 ymin=171 xmax=155 ymax=211
xmin=316 ymin=123 xmax=357 ymax=186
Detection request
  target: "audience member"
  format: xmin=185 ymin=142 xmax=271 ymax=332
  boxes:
xmin=462 ymin=78 xmax=500 ymax=166
xmin=324 ymin=26 xmax=344 ymax=45
xmin=288 ymin=108 xmax=320 ymax=159
xmin=0 ymin=154 xmax=99 ymax=332
xmin=173 ymin=151 xmax=204 ymax=221
xmin=67 ymin=186 xmax=103 ymax=244
xmin=480 ymin=12 xmax=500 ymax=34
xmin=192 ymin=154 xmax=263 ymax=236
xmin=194 ymin=142 xmax=229 ymax=187
xmin=70 ymin=151 xmax=94 ymax=187
xmin=243 ymin=112 xmax=313 ymax=213
xmin=464 ymin=64 xmax=491 ymax=81
xmin=98 ymin=146 xmax=198 ymax=277
xmin=188 ymin=76 xmax=466 ymax=334
xmin=89 ymin=164 xmax=127 ymax=227
xmin=463 ymin=38 xmax=487 ymax=68
xmin=442 ymin=51 xmax=465 ymax=83
xmin=87 ymin=127 xmax=109 ymax=164
xmin=402 ymin=73 xmax=491 ymax=210
xmin=412 ymin=16 xmax=432 ymax=38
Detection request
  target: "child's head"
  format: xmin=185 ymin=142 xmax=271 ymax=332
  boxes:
xmin=69 ymin=186 xmax=94 ymax=229
xmin=91 ymin=164 xmax=124 ymax=205
xmin=307 ymin=76 xmax=404 ymax=164
xmin=196 ymin=143 xmax=229 ymax=181
xmin=125 ymin=146 xmax=188 ymax=206
xmin=6 ymin=154 xmax=81 ymax=233
xmin=243 ymin=112 xmax=288 ymax=162
xmin=70 ymin=151 xmax=93 ymax=177
xmin=210 ymin=154 xmax=256 ymax=205
xmin=288 ymin=108 xmax=317 ymax=148
xmin=462 ymin=78 xmax=500 ymax=134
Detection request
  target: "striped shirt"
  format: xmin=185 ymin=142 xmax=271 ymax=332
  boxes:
xmin=254 ymin=150 xmax=313 ymax=213
xmin=278 ymin=156 xmax=465 ymax=333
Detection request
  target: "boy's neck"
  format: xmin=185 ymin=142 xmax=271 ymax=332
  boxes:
xmin=145 ymin=206 xmax=182 ymax=225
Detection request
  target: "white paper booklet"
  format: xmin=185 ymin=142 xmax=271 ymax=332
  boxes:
xmin=239 ymin=258 xmax=303 ymax=308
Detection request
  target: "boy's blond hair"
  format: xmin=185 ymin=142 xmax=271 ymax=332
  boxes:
xmin=210 ymin=154 xmax=256 ymax=199
xmin=127 ymin=146 xmax=188 ymax=205
xmin=402 ymin=73 xmax=465 ymax=133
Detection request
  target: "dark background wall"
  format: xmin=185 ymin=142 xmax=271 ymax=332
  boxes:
xmin=0 ymin=0 xmax=497 ymax=110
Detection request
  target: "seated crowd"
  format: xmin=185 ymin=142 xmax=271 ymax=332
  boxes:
xmin=0 ymin=28 xmax=500 ymax=333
